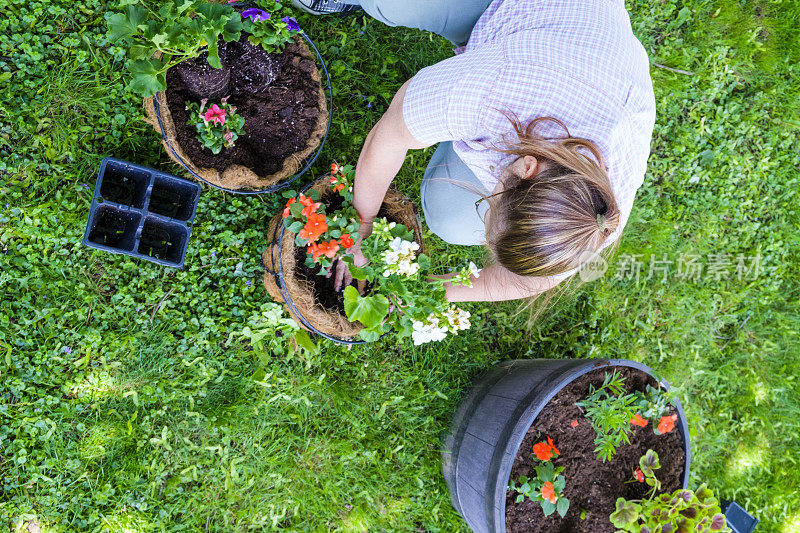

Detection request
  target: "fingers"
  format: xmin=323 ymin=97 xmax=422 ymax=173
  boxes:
xmin=333 ymin=258 xmax=344 ymax=291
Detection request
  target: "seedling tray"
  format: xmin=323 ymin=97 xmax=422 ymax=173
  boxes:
xmin=82 ymin=157 xmax=201 ymax=268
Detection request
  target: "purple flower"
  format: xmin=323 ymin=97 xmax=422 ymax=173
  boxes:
xmin=62 ymin=346 xmax=72 ymax=354
xmin=281 ymin=16 xmax=301 ymax=32
xmin=246 ymin=279 xmax=252 ymax=286
xmin=81 ymin=183 xmax=89 ymax=190
xmin=366 ymin=101 xmax=371 ymax=109
xmin=243 ymin=8 xmax=270 ymax=22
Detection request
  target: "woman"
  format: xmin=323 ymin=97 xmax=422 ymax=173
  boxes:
xmin=305 ymin=0 xmax=656 ymax=302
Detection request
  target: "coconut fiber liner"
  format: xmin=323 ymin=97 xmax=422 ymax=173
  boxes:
xmin=262 ymin=181 xmax=422 ymax=339
xmin=144 ymin=36 xmax=328 ymax=191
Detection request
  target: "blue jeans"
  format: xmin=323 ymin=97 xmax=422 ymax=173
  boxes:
xmin=419 ymin=142 xmax=491 ymax=245
xmin=359 ymin=0 xmax=492 ymax=47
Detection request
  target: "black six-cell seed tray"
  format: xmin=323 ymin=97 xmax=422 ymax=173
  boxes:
xmin=82 ymin=157 xmax=201 ymax=268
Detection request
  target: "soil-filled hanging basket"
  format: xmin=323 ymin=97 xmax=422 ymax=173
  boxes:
xmin=144 ymin=32 xmax=331 ymax=194
xmin=262 ymin=177 xmax=423 ymax=344
xmin=442 ymin=358 xmax=691 ymax=533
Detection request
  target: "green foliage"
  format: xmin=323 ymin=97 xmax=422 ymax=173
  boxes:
xmin=186 ymin=97 xmax=246 ymax=154
xmin=1 ymin=0 xmax=799 ymax=530
xmin=345 ymin=218 xmax=476 ymax=343
xmin=576 ymin=371 xmax=639 ymax=461
xmin=611 ymin=486 xmax=730 ymax=532
xmin=105 ymin=0 xmax=298 ymax=98
xmin=613 ymin=451 xmax=730 ymax=531
xmin=106 ymin=1 xmax=244 ymax=96
xmin=509 ymin=463 xmax=570 ymax=518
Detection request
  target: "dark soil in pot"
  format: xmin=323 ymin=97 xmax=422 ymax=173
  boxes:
xmin=164 ymin=34 xmax=322 ymax=176
xmin=505 ymin=366 xmax=685 ymax=533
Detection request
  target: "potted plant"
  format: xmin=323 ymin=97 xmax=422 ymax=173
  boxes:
xmin=610 ymin=451 xmax=730 ymax=532
xmin=262 ymin=163 xmax=479 ymax=343
xmin=107 ymin=0 xmax=328 ymax=192
xmin=442 ymin=359 xmax=699 ymax=533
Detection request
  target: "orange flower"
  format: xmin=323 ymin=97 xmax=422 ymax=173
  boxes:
xmin=570 ymin=420 xmax=579 ymax=428
xmin=339 ymin=233 xmax=355 ymax=248
xmin=333 ymin=183 xmax=345 ymax=192
xmin=547 ymin=437 xmax=560 ymax=455
xmin=301 ymin=201 xmax=322 ymax=218
xmin=532 ymin=442 xmax=554 ymax=461
xmin=329 ymin=175 xmax=338 ymax=184
xmin=314 ymin=240 xmax=339 ymax=260
xmin=657 ymin=414 xmax=678 ymax=434
xmin=541 ymin=482 xmax=557 ymax=504
xmin=635 ymin=468 xmax=645 ymax=483
xmin=299 ymin=213 xmax=327 ymax=243
xmin=282 ymin=197 xmax=296 ymax=218
xmin=629 ymin=414 xmax=648 ymax=427
xmin=331 ymin=163 xmax=339 ymax=174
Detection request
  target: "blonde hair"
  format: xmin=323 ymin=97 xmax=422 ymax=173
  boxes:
xmin=485 ymin=115 xmax=620 ymax=278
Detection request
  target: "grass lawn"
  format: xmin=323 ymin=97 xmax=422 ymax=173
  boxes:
xmin=1 ymin=0 xmax=799 ymax=531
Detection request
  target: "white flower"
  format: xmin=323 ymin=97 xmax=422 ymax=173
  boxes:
xmin=382 ymin=249 xmax=401 ymax=265
xmin=443 ymin=307 xmax=471 ymax=332
xmin=396 ymin=259 xmax=420 ymax=276
xmin=468 ymin=261 xmax=481 ymax=278
xmin=411 ymin=317 xmax=448 ymax=345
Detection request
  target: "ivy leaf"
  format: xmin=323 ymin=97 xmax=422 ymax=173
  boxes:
xmin=127 ymin=59 xmax=165 ymax=97
xmin=106 ymin=5 xmax=146 ymax=43
xmin=343 ymin=286 xmax=388 ymax=329
xmin=609 ymin=498 xmax=641 ymax=527
xmin=556 ymin=497 xmax=570 ymax=518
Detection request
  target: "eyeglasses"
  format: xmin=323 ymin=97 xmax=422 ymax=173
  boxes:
xmin=474 ymin=191 xmax=506 ymax=222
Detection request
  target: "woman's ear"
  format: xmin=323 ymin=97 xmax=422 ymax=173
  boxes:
xmin=521 ymin=155 xmax=539 ymax=180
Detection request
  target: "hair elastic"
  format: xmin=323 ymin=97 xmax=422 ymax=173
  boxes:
xmin=597 ymin=213 xmax=607 ymax=231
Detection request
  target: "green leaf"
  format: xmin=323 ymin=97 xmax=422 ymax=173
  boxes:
xmin=288 ymin=221 xmax=304 ymax=233
xmin=609 ymin=498 xmax=641 ymax=527
xmin=106 ymin=5 xmax=146 ymax=42
xmin=206 ymin=33 xmax=222 ymax=68
xmin=556 ymin=497 xmax=570 ymax=518
xmin=222 ymin=13 xmax=243 ymax=42
xmin=290 ymin=202 xmax=303 ymax=217
xmin=293 ymin=330 xmax=316 ymax=354
xmin=343 ymin=286 xmax=388 ymax=329
xmin=347 ymin=264 xmax=368 ymax=281
xmin=515 ymin=494 xmax=524 ymax=503
xmin=127 ymin=59 xmax=165 ymax=97
xmin=540 ymin=500 xmax=556 ymax=517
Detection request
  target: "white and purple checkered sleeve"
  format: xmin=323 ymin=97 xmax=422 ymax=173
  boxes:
xmin=402 ymin=51 xmax=501 ymax=144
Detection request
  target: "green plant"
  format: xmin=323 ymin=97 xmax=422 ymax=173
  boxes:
xmin=576 ymin=372 xmax=677 ymax=461
xmin=576 ymin=371 xmax=639 ymax=461
xmin=281 ymin=164 xmax=478 ymax=343
xmin=508 ymin=439 xmax=570 ymax=518
xmin=186 ymin=97 xmax=245 ymax=154
xmin=611 ymin=450 xmax=731 ymax=533
xmin=106 ymin=0 xmax=298 ymax=97
xmin=281 ymin=163 xmax=362 ymax=276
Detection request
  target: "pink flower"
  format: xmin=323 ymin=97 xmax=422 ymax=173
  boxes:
xmin=223 ymin=131 xmax=234 ymax=145
xmin=203 ymin=104 xmax=226 ymax=125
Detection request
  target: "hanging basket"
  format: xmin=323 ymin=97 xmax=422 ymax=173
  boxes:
xmin=144 ymin=32 xmax=332 ymax=195
xmin=262 ymin=177 xmax=423 ymax=344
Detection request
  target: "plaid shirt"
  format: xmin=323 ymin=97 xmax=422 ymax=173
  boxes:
xmin=403 ymin=0 xmax=656 ymax=247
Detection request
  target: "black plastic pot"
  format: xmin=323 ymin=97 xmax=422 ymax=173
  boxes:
xmin=82 ymin=157 xmax=201 ymax=268
xmin=721 ymin=501 xmax=758 ymax=533
xmin=151 ymin=31 xmax=332 ymax=195
xmin=442 ymin=358 xmax=691 ymax=533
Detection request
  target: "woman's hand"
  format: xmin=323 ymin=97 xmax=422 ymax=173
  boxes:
xmin=332 ymin=220 xmax=373 ymax=292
